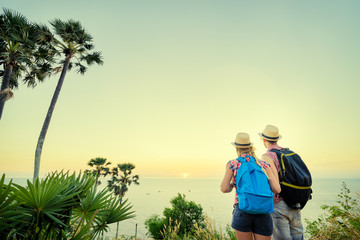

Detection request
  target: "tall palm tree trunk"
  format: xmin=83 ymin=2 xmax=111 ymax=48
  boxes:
xmin=0 ymin=64 xmax=14 ymax=120
xmin=115 ymin=197 xmax=123 ymax=239
xmin=33 ymin=57 xmax=71 ymax=179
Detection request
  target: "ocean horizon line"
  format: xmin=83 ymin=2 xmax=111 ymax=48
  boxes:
xmin=2 ymin=174 xmax=360 ymax=180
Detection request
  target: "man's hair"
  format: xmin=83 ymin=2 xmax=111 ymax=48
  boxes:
xmin=265 ymin=139 xmax=277 ymax=144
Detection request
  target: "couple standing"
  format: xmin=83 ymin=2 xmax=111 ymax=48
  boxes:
xmin=221 ymin=125 xmax=304 ymax=240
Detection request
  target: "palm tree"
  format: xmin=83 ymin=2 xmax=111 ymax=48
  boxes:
xmin=0 ymin=8 xmax=52 ymax=120
xmin=107 ymin=163 xmax=140 ymax=238
xmin=86 ymin=157 xmax=111 ymax=186
xmin=33 ymin=19 xmax=103 ymax=179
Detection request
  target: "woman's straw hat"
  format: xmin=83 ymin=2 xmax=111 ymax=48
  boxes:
xmin=258 ymin=125 xmax=282 ymax=141
xmin=231 ymin=132 xmax=253 ymax=148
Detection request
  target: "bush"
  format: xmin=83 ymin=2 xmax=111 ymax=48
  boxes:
xmin=305 ymin=182 xmax=360 ymax=240
xmin=145 ymin=215 xmax=168 ymax=239
xmin=145 ymin=193 xmax=205 ymax=239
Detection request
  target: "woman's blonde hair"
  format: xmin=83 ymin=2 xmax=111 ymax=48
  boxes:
xmin=236 ymin=146 xmax=268 ymax=177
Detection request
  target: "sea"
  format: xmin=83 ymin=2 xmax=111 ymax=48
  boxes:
xmin=5 ymin=177 xmax=360 ymax=240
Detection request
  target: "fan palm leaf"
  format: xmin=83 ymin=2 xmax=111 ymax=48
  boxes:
xmin=9 ymin=171 xmax=94 ymax=239
xmin=0 ymin=174 xmax=23 ymax=237
xmin=0 ymin=172 xmax=134 ymax=239
xmin=91 ymin=198 xmax=135 ymax=239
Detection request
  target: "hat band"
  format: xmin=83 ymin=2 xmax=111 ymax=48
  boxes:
xmin=234 ymin=142 xmax=251 ymax=147
xmin=262 ymin=133 xmax=279 ymax=140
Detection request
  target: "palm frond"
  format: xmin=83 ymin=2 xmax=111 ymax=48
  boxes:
xmin=34 ymin=23 xmax=54 ymax=45
xmin=50 ymin=19 xmax=92 ymax=44
xmin=92 ymin=198 xmax=135 ymax=238
xmin=0 ymin=174 xmax=22 ymax=234
xmin=77 ymin=31 xmax=93 ymax=45
xmin=0 ymin=172 xmax=133 ymax=239
xmin=23 ymin=62 xmax=53 ymax=87
xmin=0 ymin=8 xmax=54 ymax=92
xmin=72 ymin=187 xmax=112 ymax=226
xmin=23 ymin=74 xmax=37 ymax=87
xmin=2 ymin=8 xmax=29 ymax=32
xmin=11 ymin=172 xmax=87 ymax=237
xmin=80 ymin=51 xmax=103 ymax=66
xmin=67 ymin=61 xmax=73 ymax=71
xmin=8 ymin=64 xmax=22 ymax=89
xmin=84 ymin=43 xmax=94 ymax=50
xmin=75 ymin=62 xmax=87 ymax=75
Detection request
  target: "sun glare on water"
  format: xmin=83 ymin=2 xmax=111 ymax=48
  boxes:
xmin=183 ymin=173 xmax=189 ymax=178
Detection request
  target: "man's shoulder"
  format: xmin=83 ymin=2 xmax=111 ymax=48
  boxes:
xmin=268 ymin=144 xmax=284 ymax=151
xmin=264 ymin=146 xmax=282 ymax=162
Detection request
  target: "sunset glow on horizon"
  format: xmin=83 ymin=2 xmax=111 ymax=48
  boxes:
xmin=1 ymin=1 xmax=360 ymax=179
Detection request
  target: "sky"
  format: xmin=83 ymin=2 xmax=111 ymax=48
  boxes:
xmin=1 ymin=0 xmax=360 ymax=179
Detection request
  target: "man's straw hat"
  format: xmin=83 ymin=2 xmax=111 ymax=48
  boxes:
xmin=231 ymin=132 xmax=253 ymax=148
xmin=258 ymin=125 xmax=282 ymax=141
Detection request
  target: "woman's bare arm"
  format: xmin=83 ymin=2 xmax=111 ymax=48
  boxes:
xmin=220 ymin=167 xmax=234 ymax=193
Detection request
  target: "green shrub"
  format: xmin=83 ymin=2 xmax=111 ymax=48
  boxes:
xmin=145 ymin=193 xmax=205 ymax=239
xmin=305 ymin=182 xmax=360 ymax=240
xmin=145 ymin=193 xmax=237 ymax=240
xmin=145 ymin=215 xmax=168 ymax=239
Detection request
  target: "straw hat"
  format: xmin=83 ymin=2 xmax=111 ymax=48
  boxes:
xmin=258 ymin=125 xmax=282 ymax=141
xmin=231 ymin=132 xmax=253 ymax=148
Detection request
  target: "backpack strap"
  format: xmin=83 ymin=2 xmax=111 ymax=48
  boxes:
xmin=269 ymin=148 xmax=298 ymax=181
xmin=237 ymin=156 xmax=258 ymax=173
xmin=236 ymin=155 xmax=255 ymax=164
xmin=236 ymin=156 xmax=245 ymax=163
xmin=269 ymin=149 xmax=286 ymax=181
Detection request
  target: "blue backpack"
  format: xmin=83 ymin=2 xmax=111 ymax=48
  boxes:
xmin=236 ymin=156 xmax=274 ymax=214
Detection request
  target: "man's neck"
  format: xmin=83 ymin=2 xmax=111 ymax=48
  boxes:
xmin=266 ymin=142 xmax=278 ymax=148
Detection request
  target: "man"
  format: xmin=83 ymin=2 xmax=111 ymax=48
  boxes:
xmin=259 ymin=125 xmax=303 ymax=240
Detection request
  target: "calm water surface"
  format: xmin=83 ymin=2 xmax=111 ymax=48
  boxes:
xmin=7 ymin=177 xmax=360 ymax=239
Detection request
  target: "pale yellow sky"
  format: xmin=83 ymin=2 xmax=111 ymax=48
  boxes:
xmin=1 ymin=1 xmax=360 ymax=178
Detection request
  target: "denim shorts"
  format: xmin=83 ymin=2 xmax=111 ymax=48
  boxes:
xmin=231 ymin=204 xmax=273 ymax=236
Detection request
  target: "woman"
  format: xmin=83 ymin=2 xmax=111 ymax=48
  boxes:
xmin=221 ymin=132 xmax=281 ymax=240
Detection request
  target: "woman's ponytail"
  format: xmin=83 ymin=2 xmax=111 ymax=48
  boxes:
xmin=250 ymin=147 xmax=268 ymax=178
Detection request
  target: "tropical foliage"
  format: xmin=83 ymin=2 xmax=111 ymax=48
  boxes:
xmin=305 ymin=182 xmax=360 ymax=240
xmin=86 ymin=157 xmax=112 ymax=185
xmin=108 ymin=163 xmax=140 ymax=238
xmin=0 ymin=8 xmax=52 ymax=120
xmin=85 ymin=159 xmax=140 ymax=239
xmin=0 ymin=172 xmax=134 ymax=240
xmin=145 ymin=193 xmax=205 ymax=239
xmin=107 ymin=163 xmax=140 ymax=200
xmin=144 ymin=194 xmax=236 ymax=240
